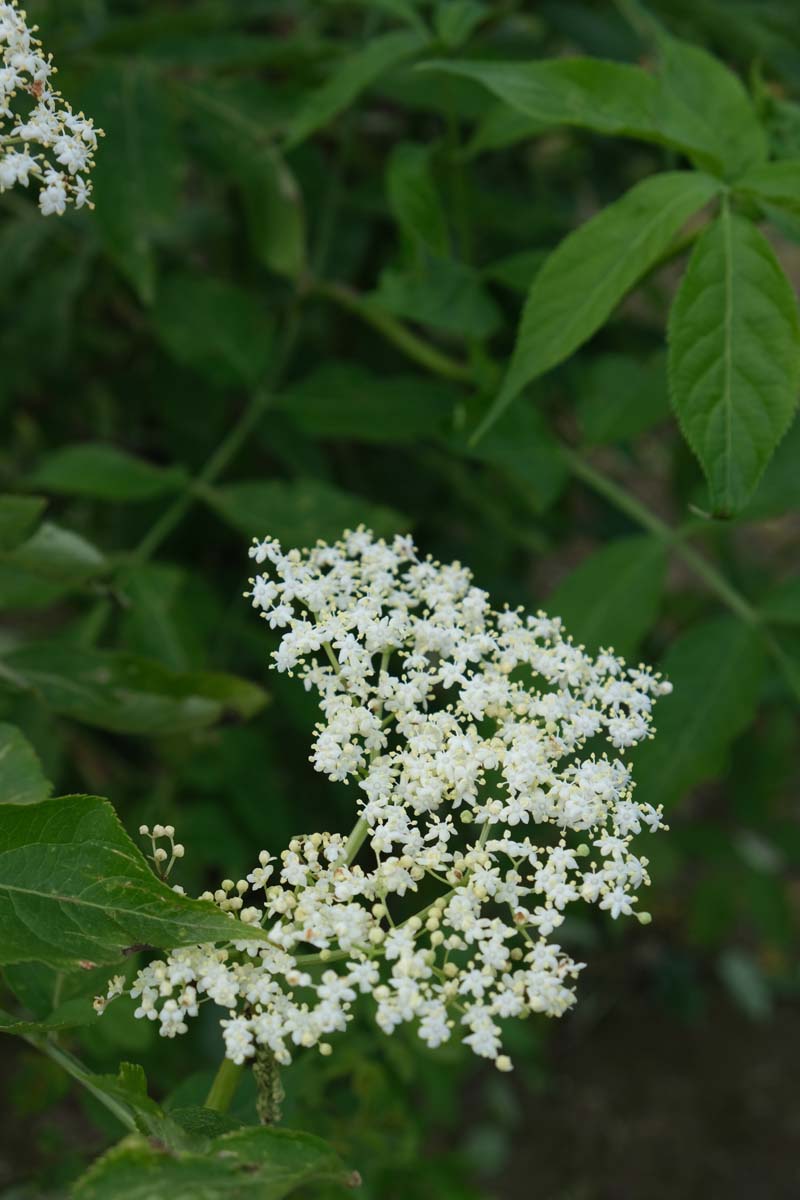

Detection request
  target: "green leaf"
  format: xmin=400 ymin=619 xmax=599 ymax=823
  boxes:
xmin=577 ymin=353 xmax=670 ymax=444
xmin=545 ymin=536 xmax=666 ymax=658
xmin=119 ymin=565 xmax=188 ymax=670
xmin=465 ymin=103 xmax=549 ymax=157
xmin=477 ymin=171 xmax=719 ymax=440
xmin=182 ymin=83 xmax=306 ymax=279
xmin=286 ymin=29 xmax=429 ymax=147
xmin=1 ymin=522 xmax=107 ymax=583
xmin=0 ymin=723 xmax=52 ymax=806
xmin=735 ymin=158 xmax=800 ymax=218
xmin=387 ymin=142 xmax=449 ymax=255
xmin=0 ymin=994 xmax=96 ymax=1036
xmin=79 ymin=62 xmax=183 ymax=304
xmin=434 ymin=2 xmax=487 ymax=48
xmin=739 ymin=414 xmax=800 ymax=521
xmin=27 ymin=445 xmax=186 ymax=502
xmin=420 ymin=55 xmax=762 ymax=178
xmin=153 ymin=274 xmax=273 ymax=388
xmin=277 ymin=363 xmax=454 ymax=442
xmin=372 ymin=256 xmax=501 ymax=339
xmin=668 ymin=208 xmax=800 ymax=516
xmin=0 ymin=794 xmax=269 ymax=969
xmin=0 ymin=495 xmax=46 ymax=552
xmin=631 ymin=617 xmax=765 ymax=811
xmin=0 ymin=645 xmax=267 ymax=735
xmin=73 ymin=1126 xmax=357 ymax=1200
xmin=653 ymin=32 xmax=767 ymax=179
xmin=206 ymin=478 xmax=410 ymax=546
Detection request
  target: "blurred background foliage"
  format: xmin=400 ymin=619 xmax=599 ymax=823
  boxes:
xmin=1 ymin=0 xmax=799 ymax=1197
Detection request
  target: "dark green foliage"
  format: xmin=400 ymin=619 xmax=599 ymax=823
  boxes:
xmin=1 ymin=1 xmax=798 ymax=1196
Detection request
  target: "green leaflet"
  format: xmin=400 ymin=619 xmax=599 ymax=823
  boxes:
xmin=668 ymin=209 xmax=800 ymax=516
xmin=0 ymin=995 xmax=96 ymax=1036
xmin=735 ymin=158 xmax=800 ymax=218
xmin=545 ymin=536 xmax=666 ymax=658
xmin=73 ymin=1126 xmax=357 ymax=1200
xmin=387 ymin=142 xmax=449 ymax=255
xmin=78 ymin=61 xmax=184 ymax=304
xmin=0 ymin=494 xmax=46 ymax=552
xmin=474 ymin=171 xmax=720 ymax=442
xmin=286 ymin=29 xmax=429 ymax=147
xmin=0 ymin=723 xmax=52 ymax=806
xmin=421 ymin=50 xmax=764 ymax=178
xmin=0 ymin=644 xmax=267 ymax=735
xmin=28 ymin=444 xmax=186 ymax=502
xmin=0 ymin=794 xmax=269 ymax=969
xmin=630 ymin=617 xmax=766 ymax=811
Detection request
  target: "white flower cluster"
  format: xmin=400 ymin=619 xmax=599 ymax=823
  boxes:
xmin=0 ymin=1 xmax=101 ymax=214
xmin=100 ymin=530 xmax=671 ymax=1071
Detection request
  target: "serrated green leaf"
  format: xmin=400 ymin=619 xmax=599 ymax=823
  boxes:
xmin=0 ymin=645 xmax=267 ymax=735
xmin=0 ymin=522 xmax=107 ymax=590
xmin=0 ymin=723 xmax=52 ymax=806
xmin=653 ymin=32 xmax=767 ymax=179
xmin=545 ymin=536 xmax=666 ymax=658
xmin=205 ymin=479 xmax=409 ymax=546
xmin=668 ymin=209 xmax=800 ymax=516
xmin=286 ymin=29 xmax=429 ymax=148
xmin=372 ymin=256 xmax=501 ymax=339
xmin=0 ymin=495 xmax=46 ymax=552
xmin=420 ymin=55 xmax=762 ymax=178
xmin=153 ymin=275 xmax=272 ymax=388
xmin=735 ymin=158 xmax=800 ymax=218
xmin=277 ymin=363 xmax=454 ymax=442
xmin=739 ymin=414 xmax=800 ymax=521
xmin=631 ymin=617 xmax=765 ymax=811
xmin=387 ymin=142 xmax=449 ymax=255
xmin=477 ymin=171 xmax=719 ymax=440
xmin=27 ymin=445 xmax=186 ymax=502
xmin=0 ymin=794 xmax=269 ymax=969
xmin=73 ymin=1125 xmax=356 ymax=1200
xmin=78 ymin=61 xmax=183 ymax=303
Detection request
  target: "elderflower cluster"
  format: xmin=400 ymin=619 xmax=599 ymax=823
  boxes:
xmin=0 ymin=1 xmax=101 ymax=213
xmin=99 ymin=529 xmax=671 ymax=1071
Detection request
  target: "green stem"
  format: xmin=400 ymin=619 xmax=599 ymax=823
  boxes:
xmin=27 ymin=1038 xmax=137 ymax=1132
xmin=561 ymin=446 xmax=761 ymax=627
xmin=205 ymin=1056 xmax=244 ymax=1113
xmin=314 ymin=281 xmax=473 ymax=383
xmin=342 ymin=815 xmax=370 ymax=867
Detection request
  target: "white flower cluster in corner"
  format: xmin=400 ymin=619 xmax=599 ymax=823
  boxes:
xmin=98 ymin=529 xmax=671 ymax=1072
xmin=0 ymin=1 xmax=101 ymax=214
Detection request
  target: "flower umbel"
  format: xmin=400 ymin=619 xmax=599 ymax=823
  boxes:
xmin=100 ymin=530 xmax=672 ymax=1071
xmin=0 ymin=1 xmax=101 ymax=214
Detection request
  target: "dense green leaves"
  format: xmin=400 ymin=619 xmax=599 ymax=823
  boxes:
xmin=0 ymin=794 xmax=269 ymax=969
xmin=28 ymin=445 xmax=186 ymax=502
xmin=73 ymin=1126 xmax=357 ymax=1200
xmin=0 ymin=724 xmax=52 ymax=806
xmin=631 ymin=618 xmax=766 ymax=811
xmin=477 ymin=171 xmax=719 ymax=439
xmin=545 ymin=536 xmax=666 ymax=658
xmin=206 ymin=479 xmax=409 ymax=546
xmin=0 ymin=645 xmax=267 ymax=735
xmin=154 ymin=275 xmax=273 ymax=387
xmin=286 ymin=29 xmax=429 ymax=146
xmin=0 ymin=494 xmax=46 ymax=551
xmin=669 ymin=208 xmax=800 ymax=516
